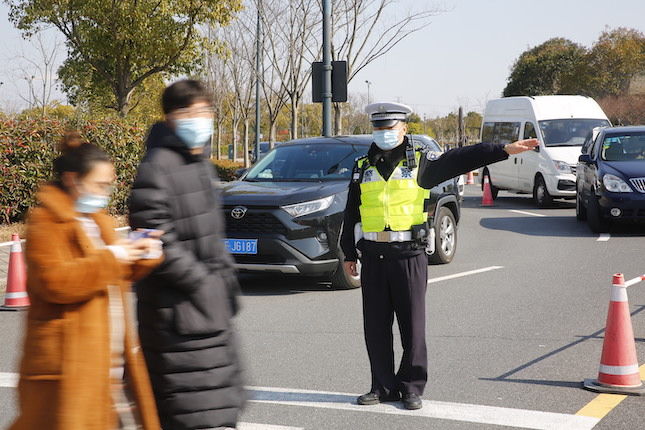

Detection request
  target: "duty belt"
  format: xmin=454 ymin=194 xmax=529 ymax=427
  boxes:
xmin=363 ymin=231 xmax=413 ymax=242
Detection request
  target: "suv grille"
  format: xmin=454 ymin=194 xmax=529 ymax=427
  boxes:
xmin=629 ymin=177 xmax=645 ymax=193
xmin=223 ymin=210 xmax=287 ymax=235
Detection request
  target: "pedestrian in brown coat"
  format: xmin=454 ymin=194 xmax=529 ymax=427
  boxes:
xmin=10 ymin=135 xmax=163 ymax=430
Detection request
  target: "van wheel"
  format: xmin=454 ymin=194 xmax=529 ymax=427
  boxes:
xmin=482 ymin=170 xmax=499 ymax=200
xmin=331 ymin=251 xmax=361 ymax=289
xmin=576 ymin=193 xmax=587 ymax=221
xmin=429 ymin=207 xmax=457 ymax=265
xmin=533 ymin=175 xmax=553 ymax=208
xmin=587 ymin=193 xmax=610 ymax=233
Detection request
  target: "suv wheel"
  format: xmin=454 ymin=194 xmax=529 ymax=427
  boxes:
xmin=331 ymin=250 xmax=361 ymax=290
xmin=429 ymin=207 xmax=457 ymax=265
xmin=587 ymin=192 xmax=610 ymax=233
xmin=576 ymin=192 xmax=587 ymax=221
xmin=533 ymin=175 xmax=553 ymax=208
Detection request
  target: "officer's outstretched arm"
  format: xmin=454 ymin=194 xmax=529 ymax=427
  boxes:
xmin=416 ymin=139 xmax=538 ymax=189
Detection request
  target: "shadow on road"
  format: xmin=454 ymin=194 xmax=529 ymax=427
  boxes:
xmin=460 ymin=194 xmax=575 ymax=211
xmin=480 ymin=305 xmax=645 ymax=390
xmin=480 ymin=215 xmax=645 ymax=238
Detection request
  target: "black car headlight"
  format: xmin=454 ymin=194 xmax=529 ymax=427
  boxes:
xmin=281 ymin=195 xmax=334 ymax=218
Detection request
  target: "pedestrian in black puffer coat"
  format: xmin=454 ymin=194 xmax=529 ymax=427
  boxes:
xmin=128 ymin=80 xmax=245 ymax=430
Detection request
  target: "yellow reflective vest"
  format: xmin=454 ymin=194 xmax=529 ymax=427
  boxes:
xmin=358 ymin=151 xmax=429 ymax=232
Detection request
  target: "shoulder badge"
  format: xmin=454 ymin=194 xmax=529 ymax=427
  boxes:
xmin=425 ymin=151 xmax=441 ymax=161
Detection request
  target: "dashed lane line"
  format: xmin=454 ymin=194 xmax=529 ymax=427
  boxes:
xmin=427 ymin=266 xmax=504 ymax=285
xmin=508 ymin=210 xmax=546 ymax=217
xmin=596 ymin=234 xmax=610 ymax=242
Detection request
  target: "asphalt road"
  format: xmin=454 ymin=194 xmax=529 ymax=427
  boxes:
xmin=1 ymin=184 xmax=645 ymax=429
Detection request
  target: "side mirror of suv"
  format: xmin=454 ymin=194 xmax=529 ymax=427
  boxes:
xmin=578 ymin=154 xmax=591 ymax=164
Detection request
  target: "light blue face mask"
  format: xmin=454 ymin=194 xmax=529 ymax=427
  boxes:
xmin=373 ymin=129 xmax=402 ymax=150
xmin=174 ymin=117 xmax=214 ymax=148
xmin=75 ymin=193 xmax=110 ymax=214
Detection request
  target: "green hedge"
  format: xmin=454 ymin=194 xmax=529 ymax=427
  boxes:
xmin=0 ymin=118 xmax=147 ymax=223
xmin=213 ymin=159 xmax=244 ymax=182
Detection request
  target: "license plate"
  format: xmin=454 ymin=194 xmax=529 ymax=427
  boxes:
xmin=224 ymin=239 xmax=258 ymax=255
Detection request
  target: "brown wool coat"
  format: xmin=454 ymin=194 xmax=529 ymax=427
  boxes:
xmin=10 ymin=185 xmax=162 ymax=430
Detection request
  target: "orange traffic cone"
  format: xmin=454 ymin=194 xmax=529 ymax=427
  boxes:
xmin=583 ymin=274 xmax=645 ymax=395
xmin=0 ymin=234 xmax=29 ymax=311
xmin=466 ymin=171 xmax=474 ymax=185
xmin=481 ymin=176 xmax=494 ymax=207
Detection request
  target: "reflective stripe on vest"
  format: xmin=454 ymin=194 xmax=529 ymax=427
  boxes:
xmin=358 ymin=151 xmax=429 ymax=233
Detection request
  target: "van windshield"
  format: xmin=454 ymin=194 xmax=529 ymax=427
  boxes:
xmin=539 ymin=119 xmax=610 ymax=147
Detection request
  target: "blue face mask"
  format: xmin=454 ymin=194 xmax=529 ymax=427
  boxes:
xmin=75 ymin=193 xmax=109 ymax=214
xmin=373 ymin=129 xmax=402 ymax=150
xmin=174 ymin=117 xmax=214 ymax=148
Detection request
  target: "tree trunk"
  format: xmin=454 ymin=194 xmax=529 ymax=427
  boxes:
xmin=243 ymin=119 xmax=250 ymax=168
xmin=232 ymin=120 xmax=239 ymax=161
xmin=269 ymin=122 xmax=277 ymax=148
xmin=290 ymin=99 xmax=299 ymax=140
xmin=216 ymin=122 xmax=223 ymax=160
xmin=333 ymin=103 xmax=342 ymax=135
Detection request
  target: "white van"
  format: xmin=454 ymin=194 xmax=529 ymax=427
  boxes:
xmin=478 ymin=96 xmax=610 ymax=207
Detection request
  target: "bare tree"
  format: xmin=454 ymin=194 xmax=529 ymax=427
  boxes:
xmin=329 ymin=0 xmax=440 ymax=134
xmin=10 ymin=32 xmax=62 ymax=116
xmin=221 ymin=11 xmax=259 ymax=167
xmin=263 ymin=0 xmax=320 ymax=140
xmin=204 ymin=37 xmax=232 ymax=161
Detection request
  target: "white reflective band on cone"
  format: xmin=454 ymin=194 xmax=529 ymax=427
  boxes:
xmin=610 ymin=285 xmax=628 ymax=302
xmin=598 ymin=364 xmax=640 ymax=375
xmin=4 ymin=292 xmax=28 ymax=299
xmin=10 ymin=242 xmax=22 ymax=253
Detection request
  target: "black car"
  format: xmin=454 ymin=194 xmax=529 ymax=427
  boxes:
xmin=576 ymin=126 xmax=645 ymax=232
xmin=221 ymin=135 xmax=462 ymax=289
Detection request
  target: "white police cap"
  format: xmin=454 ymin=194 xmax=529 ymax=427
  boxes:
xmin=365 ymin=101 xmax=413 ymax=128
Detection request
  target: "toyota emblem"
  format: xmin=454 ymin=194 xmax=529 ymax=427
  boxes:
xmin=231 ymin=206 xmax=247 ymax=220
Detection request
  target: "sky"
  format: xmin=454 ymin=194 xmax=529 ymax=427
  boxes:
xmin=1 ymin=0 xmax=644 ymax=117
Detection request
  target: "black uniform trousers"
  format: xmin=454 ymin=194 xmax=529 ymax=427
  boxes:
xmin=359 ymin=239 xmax=428 ymax=396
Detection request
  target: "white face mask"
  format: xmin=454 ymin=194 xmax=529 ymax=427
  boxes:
xmin=174 ymin=117 xmax=214 ymax=148
xmin=373 ymin=129 xmax=402 ymax=150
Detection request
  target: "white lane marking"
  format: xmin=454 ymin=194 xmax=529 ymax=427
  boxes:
xmin=508 ymin=210 xmax=546 ymax=217
xmin=115 ymin=226 xmax=131 ymax=232
xmin=0 ymin=372 xmax=18 ymax=388
xmin=596 ymin=234 xmax=610 ymax=242
xmin=0 ymin=375 xmax=598 ymax=429
xmin=239 ymin=424 xmax=302 ymax=430
xmin=427 ymin=266 xmax=504 ymax=285
xmin=247 ymin=386 xmax=599 ymax=430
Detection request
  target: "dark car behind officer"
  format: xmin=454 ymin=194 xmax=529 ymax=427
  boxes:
xmin=340 ymin=101 xmax=538 ymax=410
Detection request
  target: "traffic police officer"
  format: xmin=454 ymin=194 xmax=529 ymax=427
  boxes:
xmin=340 ymin=102 xmax=537 ymax=410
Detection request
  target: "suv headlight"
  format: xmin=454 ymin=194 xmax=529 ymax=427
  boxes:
xmin=281 ymin=195 xmax=334 ymax=218
xmin=603 ymin=174 xmax=632 ymax=192
xmin=553 ymin=160 xmax=572 ymax=174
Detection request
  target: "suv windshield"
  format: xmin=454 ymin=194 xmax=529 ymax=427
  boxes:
xmin=245 ymin=143 xmax=362 ymax=181
xmin=601 ymin=132 xmax=645 ymax=161
xmin=539 ymin=119 xmax=610 ymax=147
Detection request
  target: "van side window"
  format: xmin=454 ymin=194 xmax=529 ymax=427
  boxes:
xmin=495 ymin=122 xmax=520 ymax=145
xmin=481 ymin=122 xmax=495 ymax=143
xmin=523 ymin=122 xmax=537 ymax=139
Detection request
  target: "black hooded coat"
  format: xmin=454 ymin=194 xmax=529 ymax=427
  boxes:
xmin=128 ymin=122 xmax=245 ymax=429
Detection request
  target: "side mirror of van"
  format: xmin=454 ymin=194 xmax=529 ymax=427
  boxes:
xmin=533 ymin=145 xmax=540 ymax=152
xmin=578 ymin=154 xmax=591 ymax=164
